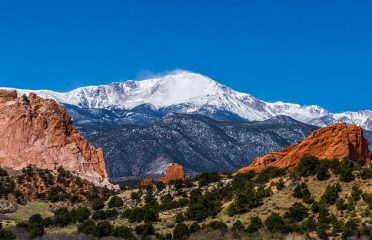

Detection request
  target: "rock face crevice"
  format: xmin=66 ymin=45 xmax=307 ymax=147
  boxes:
xmin=236 ymin=123 xmax=371 ymax=173
xmin=0 ymin=90 xmax=110 ymax=186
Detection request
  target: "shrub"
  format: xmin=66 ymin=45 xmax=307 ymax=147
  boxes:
xmin=128 ymin=207 xmax=145 ymax=223
xmin=336 ymin=199 xmax=347 ymax=210
xmin=135 ymin=222 xmax=155 ymax=236
xmin=189 ymin=222 xmax=201 ymax=233
xmin=351 ymin=185 xmax=362 ymax=202
xmin=108 ymin=195 xmax=124 ymax=208
xmin=197 ymin=172 xmax=221 ymax=187
xmin=316 ymin=161 xmax=330 ymax=180
xmin=293 ymin=183 xmax=311 ymax=199
xmin=276 ymin=179 xmax=285 ymax=190
xmin=175 ymin=213 xmax=185 ymax=223
xmin=0 ymin=229 xmax=16 ymax=240
xmin=173 ymin=223 xmax=189 ymax=240
xmin=47 ymin=186 xmax=67 ymax=202
xmin=93 ymin=221 xmax=113 ymax=238
xmin=339 ymin=158 xmax=355 ymax=182
xmin=321 ymin=183 xmax=341 ymax=205
xmin=207 ymin=221 xmax=228 ymax=232
xmin=284 ymin=203 xmax=309 ymax=222
xmin=27 ymin=214 xmax=45 ymax=239
xmin=71 ymin=206 xmax=90 ymax=223
xmin=342 ymin=219 xmax=358 ymax=239
xmin=156 ymin=182 xmax=166 ymax=191
xmin=92 ymin=198 xmax=104 ymax=211
xmin=256 ymin=167 xmax=286 ymax=183
xmin=112 ymin=226 xmax=135 ymax=239
xmin=265 ymin=213 xmax=285 ymax=233
xmin=246 ymin=216 xmax=263 ymax=233
xmin=297 ymin=155 xmax=319 ymax=177
xmin=143 ymin=207 xmax=159 ymax=222
xmin=232 ymin=220 xmax=244 ymax=233
xmin=54 ymin=208 xmax=72 ymax=227
xmin=301 ymin=216 xmax=316 ymax=232
xmin=186 ymin=190 xmax=221 ymax=221
xmin=78 ymin=220 xmax=96 ymax=235
xmin=232 ymin=171 xmax=256 ymax=190
xmin=360 ymin=167 xmax=372 ymax=180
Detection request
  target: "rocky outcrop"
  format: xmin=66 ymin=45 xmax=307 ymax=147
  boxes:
xmin=140 ymin=178 xmax=154 ymax=187
xmin=0 ymin=90 xmax=111 ymax=187
xmin=158 ymin=163 xmax=186 ymax=183
xmin=236 ymin=123 xmax=372 ymax=174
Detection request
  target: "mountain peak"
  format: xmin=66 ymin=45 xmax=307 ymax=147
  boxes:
xmin=1 ymin=70 xmax=372 ymax=130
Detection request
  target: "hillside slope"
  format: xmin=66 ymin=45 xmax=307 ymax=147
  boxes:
xmin=80 ymin=114 xmax=317 ymax=178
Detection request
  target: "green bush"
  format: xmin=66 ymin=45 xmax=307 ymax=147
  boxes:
xmin=360 ymin=167 xmax=372 ymax=180
xmin=316 ymin=161 xmax=330 ymax=180
xmin=256 ymin=167 xmax=286 ymax=183
xmin=175 ymin=213 xmax=185 ymax=223
xmin=265 ymin=213 xmax=285 ymax=233
xmin=93 ymin=221 xmax=113 ymax=238
xmin=189 ymin=222 xmax=201 ymax=233
xmin=336 ymin=199 xmax=347 ymax=210
xmin=339 ymin=158 xmax=355 ymax=182
xmin=78 ymin=220 xmax=96 ymax=235
xmin=0 ymin=229 xmax=16 ymax=240
xmin=135 ymin=222 xmax=155 ymax=236
xmin=173 ymin=223 xmax=189 ymax=240
xmin=186 ymin=189 xmax=221 ymax=222
xmin=53 ymin=208 xmax=72 ymax=226
xmin=284 ymin=203 xmax=309 ymax=222
xmin=112 ymin=226 xmax=135 ymax=239
xmin=297 ymin=155 xmax=319 ymax=177
xmin=232 ymin=220 xmax=244 ymax=233
xmin=197 ymin=172 xmax=221 ymax=187
xmin=92 ymin=198 xmax=104 ymax=211
xmin=342 ymin=219 xmax=358 ymax=239
xmin=70 ymin=206 xmax=90 ymax=223
xmin=246 ymin=216 xmax=263 ymax=233
xmin=293 ymin=183 xmax=311 ymax=199
xmin=321 ymin=183 xmax=341 ymax=205
xmin=207 ymin=221 xmax=228 ymax=232
xmin=108 ymin=195 xmax=124 ymax=208
xmin=27 ymin=214 xmax=45 ymax=239
xmin=301 ymin=216 xmax=316 ymax=231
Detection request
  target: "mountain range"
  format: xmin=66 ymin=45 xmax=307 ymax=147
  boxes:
xmin=4 ymin=70 xmax=372 ymax=130
xmin=79 ymin=114 xmax=317 ymax=179
xmin=2 ymin=71 xmax=372 ymax=179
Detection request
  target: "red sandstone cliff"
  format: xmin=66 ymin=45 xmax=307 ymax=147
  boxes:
xmin=0 ymin=90 xmax=111 ymax=187
xmin=236 ymin=123 xmax=371 ymax=174
xmin=158 ymin=163 xmax=186 ymax=183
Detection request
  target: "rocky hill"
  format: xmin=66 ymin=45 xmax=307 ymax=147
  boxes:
xmin=79 ymin=114 xmax=317 ymax=179
xmin=237 ymin=123 xmax=372 ymax=174
xmin=0 ymin=90 xmax=110 ymax=187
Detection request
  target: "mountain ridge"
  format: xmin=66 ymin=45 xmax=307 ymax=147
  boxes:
xmin=79 ymin=113 xmax=318 ymax=178
xmin=2 ymin=70 xmax=371 ymax=131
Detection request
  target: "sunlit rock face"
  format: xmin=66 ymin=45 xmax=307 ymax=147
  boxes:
xmin=236 ymin=123 xmax=371 ymax=174
xmin=0 ymin=90 xmax=111 ymax=187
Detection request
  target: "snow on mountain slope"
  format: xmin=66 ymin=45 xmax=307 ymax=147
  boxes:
xmin=2 ymin=70 xmax=371 ymax=130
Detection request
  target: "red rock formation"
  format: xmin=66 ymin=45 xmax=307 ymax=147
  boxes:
xmin=158 ymin=163 xmax=186 ymax=183
xmin=140 ymin=178 xmax=154 ymax=187
xmin=0 ymin=90 xmax=111 ymax=187
xmin=236 ymin=123 xmax=371 ymax=174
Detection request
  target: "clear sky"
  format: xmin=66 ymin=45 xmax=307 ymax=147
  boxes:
xmin=0 ymin=0 xmax=371 ymax=112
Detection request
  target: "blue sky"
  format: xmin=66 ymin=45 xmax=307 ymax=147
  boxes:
xmin=0 ymin=0 xmax=371 ymax=112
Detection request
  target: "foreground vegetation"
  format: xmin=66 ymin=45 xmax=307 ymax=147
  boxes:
xmin=0 ymin=156 xmax=371 ymax=239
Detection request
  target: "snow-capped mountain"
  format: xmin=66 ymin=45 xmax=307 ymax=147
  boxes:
xmin=3 ymin=70 xmax=372 ymax=130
